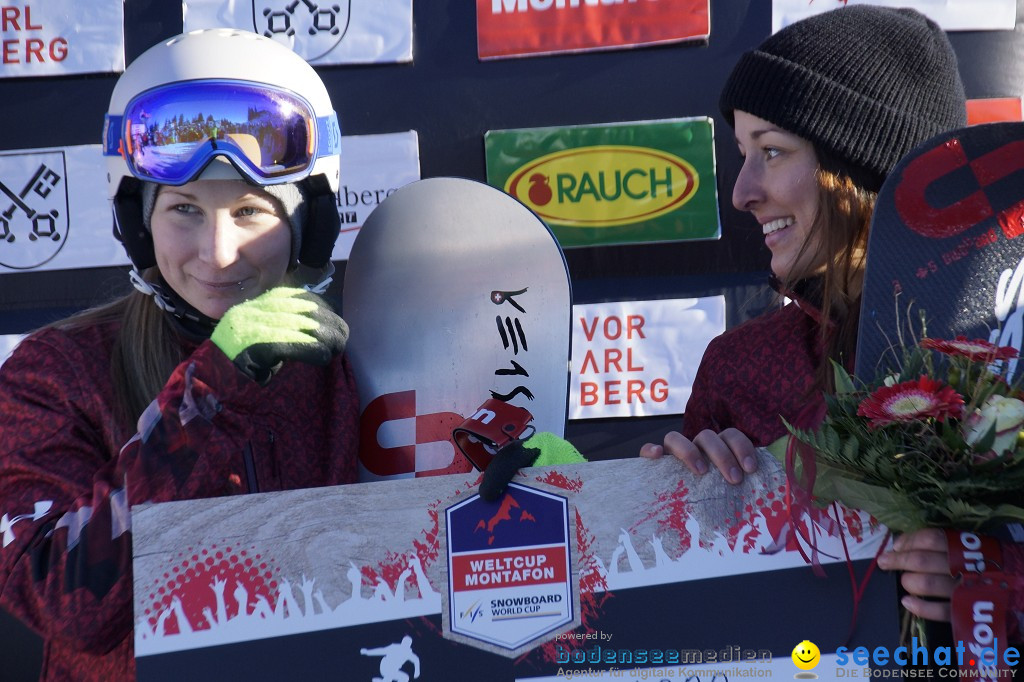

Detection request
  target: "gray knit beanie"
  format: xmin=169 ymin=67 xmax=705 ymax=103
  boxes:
xmin=719 ymin=5 xmax=967 ymax=192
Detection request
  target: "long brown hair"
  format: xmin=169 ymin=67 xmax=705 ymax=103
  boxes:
xmin=778 ymin=148 xmax=877 ymax=394
xmin=47 ymin=269 xmax=186 ymax=427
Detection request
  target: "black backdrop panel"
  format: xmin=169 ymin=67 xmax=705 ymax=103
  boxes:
xmin=2 ymin=1 xmax=1024 ymax=679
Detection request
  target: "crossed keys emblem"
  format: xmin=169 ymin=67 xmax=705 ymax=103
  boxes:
xmin=1 ymin=500 xmax=53 ymax=548
xmin=253 ymin=0 xmax=351 ymax=62
xmin=0 ymin=150 xmax=69 ymax=270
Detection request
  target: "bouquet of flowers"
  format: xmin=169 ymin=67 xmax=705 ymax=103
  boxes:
xmin=782 ymin=336 xmax=1024 ymax=535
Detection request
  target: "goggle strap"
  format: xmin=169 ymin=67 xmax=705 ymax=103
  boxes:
xmin=103 ymin=115 xmax=123 ymax=156
xmin=316 ymin=113 xmax=342 ymax=156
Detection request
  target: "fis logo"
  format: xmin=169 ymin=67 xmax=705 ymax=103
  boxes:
xmin=461 ymin=601 xmax=485 ymax=623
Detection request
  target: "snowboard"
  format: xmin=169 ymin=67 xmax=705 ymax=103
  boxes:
xmin=856 ymin=121 xmax=1024 ymax=380
xmin=342 ymin=177 xmax=572 ymax=482
xmin=855 ymin=120 xmax=1024 ymax=682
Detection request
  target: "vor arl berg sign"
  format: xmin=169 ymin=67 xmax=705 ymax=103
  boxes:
xmin=570 ymin=297 xmax=725 ymax=419
xmin=0 ymin=1 xmax=125 ymax=77
xmin=485 ymin=118 xmax=721 ymax=248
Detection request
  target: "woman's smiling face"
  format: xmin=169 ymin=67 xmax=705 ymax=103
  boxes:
xmin=731 ymin=110 xmax=824 ymax=281
xmin=149 ymin=179 xmax=291 ymax=320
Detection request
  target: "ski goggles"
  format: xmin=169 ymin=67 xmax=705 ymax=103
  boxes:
xmin=103 ymin=80 xmax=340 ymax=186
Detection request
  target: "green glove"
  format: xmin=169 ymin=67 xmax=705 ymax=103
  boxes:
xmin=480 ymin=432 xmax=586 ymax=501
xmin=211 ymin=287 xmax=349 ymax=383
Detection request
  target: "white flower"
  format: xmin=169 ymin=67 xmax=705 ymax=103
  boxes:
xmin=963 ymin=395 xmax=1024 ymax=455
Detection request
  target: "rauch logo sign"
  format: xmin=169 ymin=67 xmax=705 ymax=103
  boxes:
xmin=504 ymin=146 xmax=698 ymax=227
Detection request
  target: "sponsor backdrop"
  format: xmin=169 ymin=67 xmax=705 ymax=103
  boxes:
xmin=3 ymin=0 xmax=1024 ymax=679
xmin=485 ymin=117 xmax=720 ymax=247
xmin=0 ymin=145 xmax=128 ymax=273
xmin=569 ymin=297 xmax=725 ymax=420
xmin=0 ymin=0 xmax=124 ymax=77
xmin=476 ymin=0 xmax=710 ymax=60
xmin=0 ymin=334 xmax=23 ymax=367
xmin=183 ymin=0 xmax=414 ymax=64
xmin=773 ymin=0 xmax=1017 ymax=33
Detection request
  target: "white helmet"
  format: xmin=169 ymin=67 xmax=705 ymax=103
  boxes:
xmin=105 ymin=28 xmax=340 ymax=198
xmin=104 ymin=29 xmax=341 ymax=282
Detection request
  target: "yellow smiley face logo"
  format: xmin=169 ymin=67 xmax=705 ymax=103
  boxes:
xmin=792 ymin=640 xmax=820 ymax=670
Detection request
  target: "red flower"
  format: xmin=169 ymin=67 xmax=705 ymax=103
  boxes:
xmin=857 ymin=376 xmax=964 ymax=429
xmin=920 ymin=336 xmax=1018 ymax=363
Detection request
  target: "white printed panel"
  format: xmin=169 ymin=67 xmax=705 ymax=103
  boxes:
xmin=333 ymin=131 xmax=421 ymax=261
xmin=773 ymin=0 xmax=1016 ymax=33
xmin=0 ymin=334 xmax=25 ymax=369
xmin=0 ymin=0 xmax=124 ymax=77
xmin=569 ymin=296 xmax=725 ymax=420
xmin=0 ymin=145 xmax=122 ymax=273
xmin=183 ymin=0 xmax=413 ymax=64
xmin=132 ymin=456 xmax=887 ymax=658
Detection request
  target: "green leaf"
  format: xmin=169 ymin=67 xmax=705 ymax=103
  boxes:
xmin=830 ymin=477 xmax=925 ymax=533
xmin=989 ymin=503 xmax=1024 ymax=525
xmin=942 ymin=498 xmax=994 ymax=528
xmin=842 ymin=436 xmax=859 ymax=463
xmin=810 ymin=462 xmax=862 ymax=505
xmin=765 ymin=435 xmax=789 ymax=464
xmin=825 ymin=426 xmax=842 ymax=460
xmin=831 ymin=359 xmax=856 ymax=397
xmin=902 ymin=351 xmax=925 ymax=382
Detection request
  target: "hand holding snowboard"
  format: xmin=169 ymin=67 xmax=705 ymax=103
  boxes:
xmin=212 ymin=287 xmax=349 ymax=383
xmin=479 ymin=432 xmax=586 ymax=502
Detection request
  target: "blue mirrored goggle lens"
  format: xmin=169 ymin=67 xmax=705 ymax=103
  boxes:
xmin=105 ymin=81 xmax=338 ymax=185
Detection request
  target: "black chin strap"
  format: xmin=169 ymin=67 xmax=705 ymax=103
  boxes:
xmin=128 ymin=269 xmax=218 ymax=336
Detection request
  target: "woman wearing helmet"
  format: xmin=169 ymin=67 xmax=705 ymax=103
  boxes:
xmin=0 ymin=30 xmax=357 ymax=681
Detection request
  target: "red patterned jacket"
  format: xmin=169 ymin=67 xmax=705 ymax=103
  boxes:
xmin=0 ymin=318 xmax=359 ymax=681
xmin=682 ymin=285 xmax=827 ymax=446
xmin=681 ymin=280 xmax=1024 ymax=643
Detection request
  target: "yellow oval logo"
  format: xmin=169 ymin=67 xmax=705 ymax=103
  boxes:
xmin=505 ymin=146 xmax=698 ymax=227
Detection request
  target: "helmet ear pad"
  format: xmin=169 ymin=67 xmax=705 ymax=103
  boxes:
xmin=298 ymin=174 xmax=340 ymax=270
xmin=112 ymin=176 xmax=156 ymax=271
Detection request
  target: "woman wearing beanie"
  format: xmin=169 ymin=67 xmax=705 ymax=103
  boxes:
xmin=0 ymin=30 xmax=358 ymax=681
xmin=640 ymin=5 xmax=1024 ymax=639
xmin=644 ymin=4 xmax=966 ymax=481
